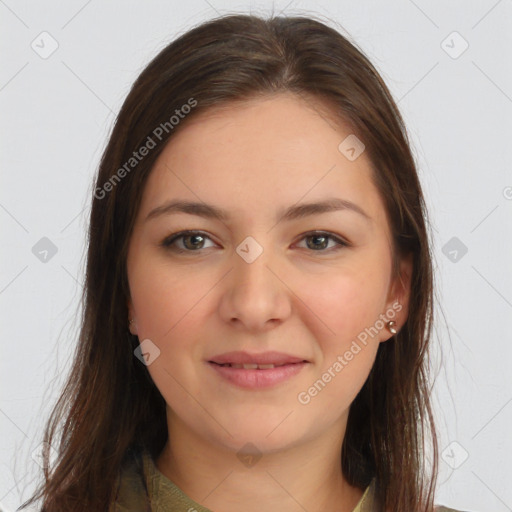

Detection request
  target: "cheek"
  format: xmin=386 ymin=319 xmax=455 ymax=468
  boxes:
xmin=295 ymin=272 xmax=383 ymax=419
xmin=298 ymin=263 xmax=389 ymax=348
xmin=128 ymin=263 xmax=212 ymax=403
xmin=299 ymin=345 xmax=376 ymax=432
xmin=294 ymin=261 xmax=389 ymax=404
xmin=129 ymin=259 xmax=200 ymax=338
xmin=128 ymin=257 xmax=220 ymax=389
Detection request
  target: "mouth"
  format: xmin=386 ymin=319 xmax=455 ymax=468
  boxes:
xmin=206 ymin=351 xmax=310 ymax=389
xmin=208 ymin=350 xmax=308 ymax=366
xmin=209 ymin=361 xmax=303 ymax=369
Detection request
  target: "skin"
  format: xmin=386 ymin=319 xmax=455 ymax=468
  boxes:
xmin=126 ymin=92 xmax=412 ymax=512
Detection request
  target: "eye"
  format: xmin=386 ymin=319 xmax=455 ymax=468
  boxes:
xmin=295 ymin=231 xmax=350 ymax=252
xmin=160 ymin=230 xmax=350 ymax=254
xmin=161 ymin=230 xmax=216 ymax=253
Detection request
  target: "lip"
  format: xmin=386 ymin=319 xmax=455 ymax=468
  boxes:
xmin=207 ymin=351 xmax=309 ymax=389
xmin=208 ymin=350 xmax=307 ymax=365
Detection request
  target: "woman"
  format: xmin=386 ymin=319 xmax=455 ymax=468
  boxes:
xmin=20 ymin=14 xmax=470 ymax=512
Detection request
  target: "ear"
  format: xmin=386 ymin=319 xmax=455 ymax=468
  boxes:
xmin=382 ymin=251 xmax=413 ymax=341
xmin=127 ymin=298 xmax=138 ymax=336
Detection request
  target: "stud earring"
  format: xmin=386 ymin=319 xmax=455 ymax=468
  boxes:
xmin=386 ymin=321 xmax=397 ymax=335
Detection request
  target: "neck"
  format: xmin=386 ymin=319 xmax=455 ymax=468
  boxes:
xmin=155 ymin=412 xmax=364 ymax=512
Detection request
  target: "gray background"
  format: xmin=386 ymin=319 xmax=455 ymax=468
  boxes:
xmin=1 ymin=1 xmax=511 ymax=511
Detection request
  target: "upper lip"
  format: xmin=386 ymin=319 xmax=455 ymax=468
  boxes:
xmin=208 ymin=351 xmax=308 ymax=365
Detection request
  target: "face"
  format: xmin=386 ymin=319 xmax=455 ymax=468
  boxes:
xmin=126 ymin=93 xmax=412 ymax=454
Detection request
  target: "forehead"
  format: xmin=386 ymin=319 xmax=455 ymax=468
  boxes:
xmin=138 ymin=93 xmax=389 ymax=230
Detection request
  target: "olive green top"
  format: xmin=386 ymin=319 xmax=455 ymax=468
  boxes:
xmin=111 ymin=449 xmax=467 ymax=512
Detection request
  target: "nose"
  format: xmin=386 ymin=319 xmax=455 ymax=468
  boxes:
xmin=218 ymin=240 xmax=292 ymax=332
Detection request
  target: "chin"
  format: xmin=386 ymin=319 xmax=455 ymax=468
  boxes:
xmin=204 ymin=416 xmax=307 ymax=455
xmin=221 ymin=432 xmax=300 ymax=456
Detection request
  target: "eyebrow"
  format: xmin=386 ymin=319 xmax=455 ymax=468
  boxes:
xmin=145 ymin=197 xmax=372 ymax=224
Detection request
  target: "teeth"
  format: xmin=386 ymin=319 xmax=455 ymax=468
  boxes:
xmin=220 ymin=363 xmax=278 ymax=369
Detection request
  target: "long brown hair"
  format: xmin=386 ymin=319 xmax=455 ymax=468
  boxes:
xmin=20 ymin=13 xmax=438 ymax=512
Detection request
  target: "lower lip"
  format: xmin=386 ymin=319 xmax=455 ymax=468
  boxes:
xmin=208 ymin=361 xmax=308 ymax=389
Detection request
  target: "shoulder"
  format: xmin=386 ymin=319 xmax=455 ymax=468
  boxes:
xmin=363 ymin=480 xmax=473 ymax=512
xmin=435 ymin=506 xmax=473 ymax=512
xmin=109 ymin=448 xmax=150 ymax=512
xmin=357 ymin=479 xmax=471 ymax=512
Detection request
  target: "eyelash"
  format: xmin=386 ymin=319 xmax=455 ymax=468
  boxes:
xmin=160 ymin=230 xmax=350 ymax=254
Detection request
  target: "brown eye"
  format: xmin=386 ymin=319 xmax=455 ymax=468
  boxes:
xmin=297 ymin=232 xmax=349 ymax=252
xmin=161 ymin=231 xmax=215 ymax=252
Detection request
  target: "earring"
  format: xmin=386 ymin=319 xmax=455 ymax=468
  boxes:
xmin=387 ymin=321 xmax=397 ymax=335
xmin=129 ymin=318 xmax=134 ymax=327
